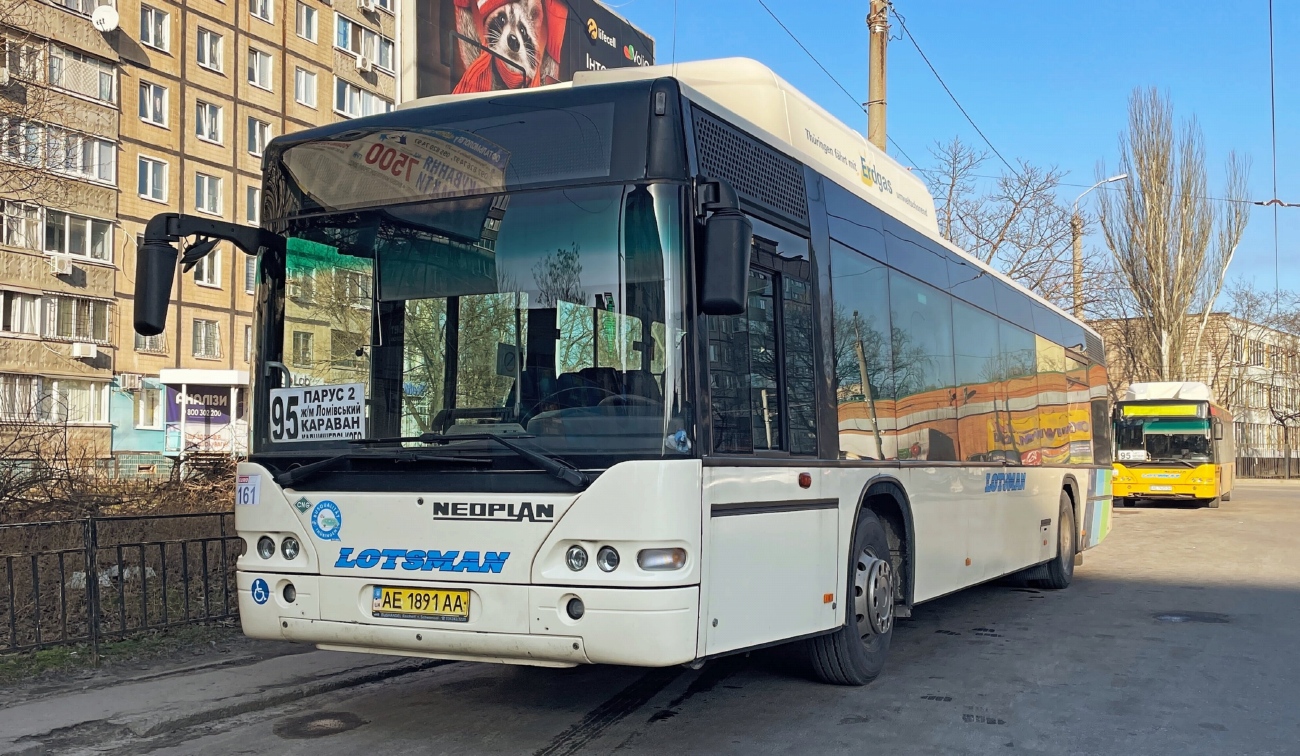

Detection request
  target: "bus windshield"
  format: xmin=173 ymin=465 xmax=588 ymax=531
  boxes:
xmin=258 ymin=182 xmax=689 ymax=462
xmin=1116 ymin=418 xmax=1213 ymax=464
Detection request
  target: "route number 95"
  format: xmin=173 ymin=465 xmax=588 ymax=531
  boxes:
xmin=270 ymin=394 xmax=299 ymax=441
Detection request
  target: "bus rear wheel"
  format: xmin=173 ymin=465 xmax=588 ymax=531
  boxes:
xmin=807 ymin=509 xmax=894 ymax=686
xmin=1032 ymin=493 xmax=1075 ymax=590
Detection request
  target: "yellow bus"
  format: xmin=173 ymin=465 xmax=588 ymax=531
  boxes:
xmin=1113 ymin=382 xmax=1235 ymax=508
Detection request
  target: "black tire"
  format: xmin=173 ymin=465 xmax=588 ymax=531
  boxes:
xmin=1115 ymin=497 xmax=1129 ymax=508
xmin=1033 ymin=493 xmax=1075 ymax=590
xmin=1206 ymin=497 xmax=1221 ymax=509
xmin=807 ymin=510 xmax=894 ymax=685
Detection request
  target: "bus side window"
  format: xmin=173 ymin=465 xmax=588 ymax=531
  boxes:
xmin=830 ymin=243 xmax=894 ymax=460
xmin=888 ymin=271 xmax=958 ymax=462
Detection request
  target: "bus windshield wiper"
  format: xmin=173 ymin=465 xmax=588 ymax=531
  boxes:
xmin=353 ymin=432 xmax=591 ymax=489
xmin=1148 ymin=457 xmax=1197 ymax=468
xmin=273 ymin=448 xmax=491 ymax=487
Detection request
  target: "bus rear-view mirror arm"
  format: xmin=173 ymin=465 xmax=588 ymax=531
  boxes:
xmin=695 ymin=176 xmax=752 ymax=316
xmin=134 ymin=213 xmax=286 ymax=337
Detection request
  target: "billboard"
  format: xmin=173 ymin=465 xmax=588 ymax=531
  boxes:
xmin=416 ymin=0 xmax=655 ymax=97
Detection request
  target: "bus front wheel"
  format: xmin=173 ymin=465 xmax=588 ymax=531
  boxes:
xmin=807 ymin=509 xmax=894 ymax=686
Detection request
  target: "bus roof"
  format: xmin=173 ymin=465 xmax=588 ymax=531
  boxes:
xmin=398 ymin=58 xmax=1099 ymax=342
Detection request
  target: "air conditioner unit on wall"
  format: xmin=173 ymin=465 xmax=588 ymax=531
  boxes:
xmin=50 ymin=255 xmax=73 ymax=276
xmin=71 ymin=342 xmax=98 ymax=359
xmin=357 ymin=0 xmax=376 ymax=11
xmin=355 ymin=55 xmax=373 ymax=73
xmin=120 ymin=373 xmax=142 ymax=391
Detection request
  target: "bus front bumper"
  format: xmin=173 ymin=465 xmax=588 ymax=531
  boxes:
xmin=1113 ymin=483 xmax=1217 ymax=500
xmin=237 ymin=572 xmax=700 ymax=668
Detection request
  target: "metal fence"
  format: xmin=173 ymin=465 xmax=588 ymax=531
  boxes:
xmin=0 ymin=513 xmax=243 ymax=657
xmin=1237 ymin=457 xmax=1300 ymax=479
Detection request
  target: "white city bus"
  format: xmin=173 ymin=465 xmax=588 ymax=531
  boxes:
xmin=134 ymin=58 xmax=1113 ymax=685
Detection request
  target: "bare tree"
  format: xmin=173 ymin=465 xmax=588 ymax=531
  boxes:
xmin=925 ymin=137 xmax=1088 ymax=309
xmin=1096 ymin=88 xmax=1251 ymax=382
xmin=0 ymin=0 xmax=74 ymax=207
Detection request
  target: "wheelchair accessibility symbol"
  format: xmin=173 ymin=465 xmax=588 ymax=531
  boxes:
xmin=251 ymin=578 xmax=270 ymax=605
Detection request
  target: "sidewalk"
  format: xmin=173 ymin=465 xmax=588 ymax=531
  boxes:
xmin=0 ymin=644 xmax=439 ymax=755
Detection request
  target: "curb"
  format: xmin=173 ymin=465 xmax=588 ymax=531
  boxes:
xmin=4 ymin=658 xmax=446 ymax=754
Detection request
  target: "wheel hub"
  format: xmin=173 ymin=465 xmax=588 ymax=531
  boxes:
xmin=853 ymin=550 xmax=894 ymax=636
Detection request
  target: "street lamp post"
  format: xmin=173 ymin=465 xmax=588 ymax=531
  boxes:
xmin=1072 ymin=173 xmax=1128 ymax=318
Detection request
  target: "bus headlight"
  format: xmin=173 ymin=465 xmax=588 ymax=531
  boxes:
xmin=565 ymin=545 xmax=588 ymax=571
xmin=596 ymin=546 xmax=620 ymax=572
xmin=257 ymin=536 xmax=276 ymax=560
xmin=281 ymin=536 xmax=300 ymax=560
xmin=638 ymin=548 xmax=687 ymax=571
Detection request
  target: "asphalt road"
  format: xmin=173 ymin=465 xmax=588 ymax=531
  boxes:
xmin=151 ymin=482 xmax=1300 ymax=755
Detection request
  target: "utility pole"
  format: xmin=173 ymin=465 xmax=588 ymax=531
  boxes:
xmin=867 ymin=0 xmax=889 ymax=151
xmin=1070 ymin=214 xmax=1085 ymax=318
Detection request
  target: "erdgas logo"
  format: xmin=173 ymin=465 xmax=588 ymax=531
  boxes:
xmin=432 ymin=501 xmax=554 ymax=523
xmin=335 ymin=548 xmax=509 ymax=573
xmin=860 ymin=158 xmax=894 ymax=194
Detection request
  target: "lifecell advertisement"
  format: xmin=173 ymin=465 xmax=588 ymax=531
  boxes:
xmin=416 ymin=0 xmax=655 ymax=97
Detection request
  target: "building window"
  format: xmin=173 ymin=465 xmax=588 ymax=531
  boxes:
xmin=250 ymin=0 xmax=273 ymax=23
xmin=193 ymin=319 xmax=221 ymax=359
xmin=244 ymin=325 xmax=253 ymax=363
xmin=294 ymin=67 xmax=317 ymax=107
xmin=335 ymin=15 xmax=394 ymax=71
xmin=375 ymin=0 xmax=393 ymax=11
xmin=247 ymin=48 xmax=273 ymax=90
xmin=2 ymin=291 xmax=39 ymax=335
xmin=43 ymin=295 xmax=109 ymax=342
xmin=47 ymin=379 xmax=109 ymax=424
xmin=195 ymin=101 xmax=223 ymax=144
xmin=296 ymin=3 xmax=317 ymax=41
xmin=54 ymin=0 xmax=114 ymax=16
xmin=43 ymin=128 xmax=116 ymax=184
xmin=1 ymin=119 xmax=42 ymax=165
xmin=195 ymin=173 xmax=222 ymax=215
xmin=244 ymin=254 xmax=257 ymax=293
xmin=291 ymin=331 xmax=313 ymax=367
xmin=247 ymin=117 xmax=271 ymax=156
xmin=197 ymin=28 xmax=223 ymax=71
xmin=139 ymin=81 xmax=168 ymax=126
xmin=42 ymin=210 xmax=111 ymax=261
xmin=138 ymin=156 xmax=167 ymax=201
xmin=333 ymin=77 xmax=393 ymax=118
xmin=0 ymin=373 xmax=42 ymax=421
xmin=195 ymin=248 xmax=220 ymax=287
xmin=135 ymin=330 xmax=166 ymax=354
xmin=134 ymin=386 xmax=163 ymax=429
xmin=140 ymin=5 xmax=170 ymax=52
xmin=48 ymin=46 xmax=116 ymax=103
xmin=2 ymin=37 xmax=41 ymax=80
xmin=246 ymin=186 xmax=261 ymax=225
xmin=3 ymin=201 xmax=41 ymax=250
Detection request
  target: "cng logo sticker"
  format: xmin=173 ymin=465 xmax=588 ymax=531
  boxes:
xmin=311 ymin=500 xmax=342 ymax=541
xmin=294 ymin=497 xmax=312 ymax=513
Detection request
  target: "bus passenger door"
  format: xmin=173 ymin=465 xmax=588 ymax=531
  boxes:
xmin=702 ymin=229 xmax=841 ymax=656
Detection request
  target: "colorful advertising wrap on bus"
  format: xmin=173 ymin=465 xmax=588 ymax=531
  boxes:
xmin=415 ymin=0 xmax=654 ymax=97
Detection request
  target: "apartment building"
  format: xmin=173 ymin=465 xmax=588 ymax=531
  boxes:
xmin=109 ymin=0 xmax=400 ymax=472
xmin=1 ymin=1 xmax=121 ymax=460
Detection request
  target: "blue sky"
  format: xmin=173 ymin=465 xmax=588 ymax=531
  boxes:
xmin=610 ymin=0 xmax=1298 ymax=294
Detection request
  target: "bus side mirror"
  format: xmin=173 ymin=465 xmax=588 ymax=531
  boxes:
xmin=1214 ymin=421 xmax=1224 ymax=441
xmin=134 ymin=239 xmax=177 ymax=337
xmin=696 ymin=177 xmax=751 ymax=316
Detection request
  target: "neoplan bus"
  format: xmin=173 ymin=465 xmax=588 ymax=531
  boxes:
xmin=132 ymin=58 xmax=1114 ymax=685
xmin=1113 ymin=382 xmax=1235 ymax=508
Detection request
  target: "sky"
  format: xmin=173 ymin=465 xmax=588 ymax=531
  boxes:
xmin=606 ymin=0 xmax=1299 ymax=295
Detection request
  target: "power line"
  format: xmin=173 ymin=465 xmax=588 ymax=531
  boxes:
xmin=908 ymin=165 xmax=1267 ymax=206
xmin=753 ymin=0 xmax=922 ymax=169
xmin=889 ymin=7 xmax=1019 ymax=177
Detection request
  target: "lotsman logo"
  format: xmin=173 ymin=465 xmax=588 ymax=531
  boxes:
xmin=335 ymin=548 xmax=509 ymax=574
xmin=984 ymin=472 xmax=1027 ymax=493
